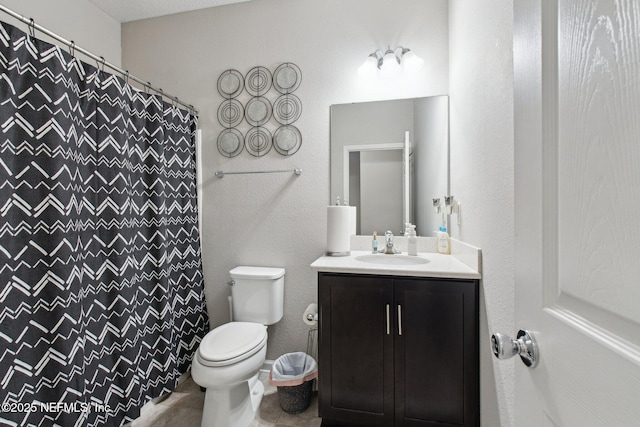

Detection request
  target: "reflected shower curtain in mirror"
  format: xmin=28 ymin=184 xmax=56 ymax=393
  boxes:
xmin=0 ymin=22 xmax=209 ymax=426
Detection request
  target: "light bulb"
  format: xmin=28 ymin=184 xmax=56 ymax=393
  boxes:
xmin=358 ymin=55 xmax=379 ymax=77
xmin=402 ymin=50 xmax=424 ymax=71
xmin=380 ymin=50 xmax=400 ymax=77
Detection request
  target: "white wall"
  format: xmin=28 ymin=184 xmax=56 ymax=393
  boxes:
xmin=449 ymin=1 xmax=514 ymax=426
xmin=0 ymin=0 xmax=121 ymax=67
xmin=122 ymin=0 xmax=449 ymax=360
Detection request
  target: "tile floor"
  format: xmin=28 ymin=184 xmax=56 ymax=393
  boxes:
xmin=127 ymin=371 xmax=322 ymax=427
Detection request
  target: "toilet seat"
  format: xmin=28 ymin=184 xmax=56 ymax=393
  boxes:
xmin=197 ymin=322 xmax=267 ymax=367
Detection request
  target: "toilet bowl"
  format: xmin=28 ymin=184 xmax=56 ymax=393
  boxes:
xmin=191 ymin=322 xmax=268 ymax=427
xmin=191 ymin=266 xmax=284 ymax=427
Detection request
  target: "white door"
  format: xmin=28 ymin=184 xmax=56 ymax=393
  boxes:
xmin=360 ymin=149 xmax=403 ymax=235
xmin=510 ymin=0 xmax=640 ymax=425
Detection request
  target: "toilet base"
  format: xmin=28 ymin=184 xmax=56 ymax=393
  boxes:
xmin=201 ymin=372 xmax=264 ymax=427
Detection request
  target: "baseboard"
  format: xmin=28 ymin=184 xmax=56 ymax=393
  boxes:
xmin=260 ymin=359 xmax=274 ymax=373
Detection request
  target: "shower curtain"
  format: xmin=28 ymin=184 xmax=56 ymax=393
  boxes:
xmin=0 ymin=21 xmax=209 ymax=426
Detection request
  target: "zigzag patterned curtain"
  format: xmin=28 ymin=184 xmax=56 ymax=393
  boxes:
xmin=0 ymin=22 xmax=209 ymax=426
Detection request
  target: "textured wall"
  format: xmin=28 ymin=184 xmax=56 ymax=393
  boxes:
xmin=449 ymin=1 xmax=515 ymax=426
xmin=0 ymin=0 xmax=121 ymax=66
xmin=122 ymin=0 xmax=449 ymax=360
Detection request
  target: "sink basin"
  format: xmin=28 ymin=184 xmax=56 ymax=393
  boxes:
xmin=355 ymin=254 xmax=429 ymax=266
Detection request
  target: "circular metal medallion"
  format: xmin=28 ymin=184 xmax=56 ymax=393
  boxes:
xmin=245 ymin=66 xmax=272 ymax=96
xmin=217 ymin=69 xmax=244 ymax=98
xmin=245 ymin=96 xmax=272 ymax=126
xmin=273 ymin=63 xmax=301 ymax=94
xmin=217 ymin=128 xmax=244 ymax=158
xmin=273 ymin=94 xmax=302 ymax=124
xmin=245 ymin=127 xmax=272 ymax=157
xmin=217 ymin=98 xmax=244 ymax=128
xmin=273 ymin=124 xmax=302 ymax=156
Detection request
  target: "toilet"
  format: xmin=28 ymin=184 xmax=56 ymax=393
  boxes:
xmin=191 ymin=266 xmax=284 ymax=427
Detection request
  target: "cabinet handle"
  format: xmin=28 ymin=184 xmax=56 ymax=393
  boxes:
xmin=386 ymin=304 xmax=390 ymax=335
xmin=398 ymin=304 xmax=403 ymax=336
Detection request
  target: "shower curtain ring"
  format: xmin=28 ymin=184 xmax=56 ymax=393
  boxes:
xmin=124 ymin=70 xmax=129 ymax=85
xmin=144 ymin=82 xmax=151 ymax=94
xmin=68 ymin=40 xmax=75 ymax=58
xmin=28 ymin=18 xmax=35 ymax=38
xmin=98 ymin=56 xmax=105 ymax=72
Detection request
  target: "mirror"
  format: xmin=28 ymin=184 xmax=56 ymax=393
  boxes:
xmin=330 ymin=96 xmax=449 ymax=236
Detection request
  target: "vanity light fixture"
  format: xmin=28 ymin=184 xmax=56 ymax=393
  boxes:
xmin=358 ymin=46 xmax=424 ymax=77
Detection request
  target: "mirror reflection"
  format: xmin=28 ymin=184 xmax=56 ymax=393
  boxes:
xmin=330 ymin=96 xmax=449 ymax=236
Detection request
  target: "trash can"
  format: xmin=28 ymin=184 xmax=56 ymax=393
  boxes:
xmin=269 ymin=352 xmax=318 ymax=414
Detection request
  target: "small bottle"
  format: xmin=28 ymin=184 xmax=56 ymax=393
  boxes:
xmin=437 ymin=226 xmax=451 ymax=254
xmin=372 ymin=231 xmax=378 ymax=253
xmin=407 ymin=224 xmax=418 ymax=256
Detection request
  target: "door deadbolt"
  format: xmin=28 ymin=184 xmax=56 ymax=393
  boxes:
xmin=491 ymin=329 xmax=538 ymax=368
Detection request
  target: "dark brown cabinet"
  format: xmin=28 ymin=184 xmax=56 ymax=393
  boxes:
xmin=318 ymin=272 xmax=479 ymax=427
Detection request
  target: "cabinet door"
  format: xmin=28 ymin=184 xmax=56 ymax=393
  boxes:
xmin=394 ymin=279 xmax=479 ymax=427
xmin=318 ymin=273 xmax=394 ymax=426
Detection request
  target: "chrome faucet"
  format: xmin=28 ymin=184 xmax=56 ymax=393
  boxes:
xmin=381 ymin=230 xmax=400 ymax=254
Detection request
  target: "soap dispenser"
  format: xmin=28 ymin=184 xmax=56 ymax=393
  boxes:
xmin=436 ymin=226 xmax=451 ymax=255
xmin=407 ymin=224 xmax=418 ymax=256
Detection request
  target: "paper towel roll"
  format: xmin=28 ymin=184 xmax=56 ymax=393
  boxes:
xmin=303 ymin=303 xmax=318 ymax=326
xmin=326 ymin=206 xmax=351 ymax=256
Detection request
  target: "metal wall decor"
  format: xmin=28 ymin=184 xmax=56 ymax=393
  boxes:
xmin=245 ymin=127 xmax=273 ymax=157
xmin=217 ymin=69 xmax=244 ymax=98
xmin=216 ymin=62 xmax=302 ymax=158
xmin=245 ymin=96 xmax=272 ymax=127
xmin=273 ymin=124 xmax=302 ymax=156
xmin=217 ymin=128 xmax=244 ymax=158
xmin=273 ymin=93 xmax=302 ymax=125
xmin=245 ymin=66 xmax=272 ymax=96
xmin=273 ymin=63 xmax=301 ymax=94
xmin=217 ymin=98 xmax=244 ymax=128
xmin=217 ymin=69 xmax=245 ymax=157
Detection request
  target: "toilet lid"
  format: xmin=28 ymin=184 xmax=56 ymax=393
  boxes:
xmin=198 ymin=322 xmax=267 ymax=367
xmin=230 ymin=266 xmax=285 ymax=280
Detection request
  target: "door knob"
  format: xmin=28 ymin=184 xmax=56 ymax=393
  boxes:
xmin=491 ymin=329 xmax=538 ymax=368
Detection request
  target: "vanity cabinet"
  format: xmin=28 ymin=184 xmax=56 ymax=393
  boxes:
xmin=318 ymin=272 xmax=479 ymax=427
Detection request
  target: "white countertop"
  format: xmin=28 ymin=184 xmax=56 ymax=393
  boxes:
xmin=310 ymin=250 xmax=481 ymax=279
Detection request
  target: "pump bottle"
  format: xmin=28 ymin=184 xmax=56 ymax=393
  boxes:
xmin=407 ymin=225 xmax=418 ymax=256
xmin=436 ymin=226 xmax=451 ymax=255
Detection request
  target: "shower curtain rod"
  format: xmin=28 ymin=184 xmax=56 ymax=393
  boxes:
xmin=0 ymin=4 xmax=199 ymax=114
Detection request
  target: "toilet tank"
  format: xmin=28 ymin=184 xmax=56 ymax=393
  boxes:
xmin=229 ymin=266 xmax=284 ymax=325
